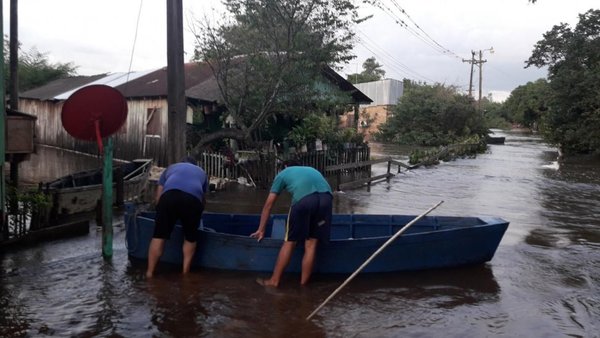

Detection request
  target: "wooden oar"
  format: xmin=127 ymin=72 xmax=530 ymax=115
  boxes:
xmin=306 ymin=200 xmax=444 ymax=321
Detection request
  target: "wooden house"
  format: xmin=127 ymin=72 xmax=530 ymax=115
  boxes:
xmin=18 ymin=62 xmax=371 ymax=167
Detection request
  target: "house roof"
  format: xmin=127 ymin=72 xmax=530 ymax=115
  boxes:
xmin=20 ymin=74 xmax=108 ymax=100
xmin=19 ymin=62 xmax=371 ymax=105
xmin=115 ymin=62 xmax=216 ymax=101
xmin=322 ymin=65 xmax=372 ymax=104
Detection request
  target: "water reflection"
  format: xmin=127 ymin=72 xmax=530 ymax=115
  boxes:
xmin=2 ymin=130 xmax=600 ymax=336
xmin=17 ymin=144 xmax=125 ymax=184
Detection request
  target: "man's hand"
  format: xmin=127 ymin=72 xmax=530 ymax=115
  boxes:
xmin=250 ymin=230 xmax=264 ymax=242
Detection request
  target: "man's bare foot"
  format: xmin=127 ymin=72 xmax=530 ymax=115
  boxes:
xmin=256 ymin=278 xmax=278 ymax=287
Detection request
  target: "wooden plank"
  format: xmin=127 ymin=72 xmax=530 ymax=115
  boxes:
xmin=389 ymin=159 xmax=411 ymax=169
xmin=338 ymin=173 xmax=394 ymax=190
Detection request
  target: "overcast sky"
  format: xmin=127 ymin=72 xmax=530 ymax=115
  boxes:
xmin=2 ymin=0 xmax=598 ymax=101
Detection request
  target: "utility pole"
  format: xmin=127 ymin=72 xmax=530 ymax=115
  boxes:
xmin=9 ymin=0 xmax=18 ymax=187
xmin=478 ymin=50 xmax=485 ymax=112
xmin=462 ymin=47 xmax=493 ymax=113
xmin=166 ymin=0 xmax=186 ymax=165
xmin=462 ymin=51 xmax=476 ymax=98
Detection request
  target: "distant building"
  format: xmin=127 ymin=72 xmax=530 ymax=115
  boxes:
xmin=340 ymin=78 xmax=404 ymax=141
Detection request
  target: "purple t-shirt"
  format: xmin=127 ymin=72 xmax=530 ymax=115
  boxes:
xmin=158 ymin=162 xmax=208 ymax=201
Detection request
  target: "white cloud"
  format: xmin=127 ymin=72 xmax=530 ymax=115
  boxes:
xmin=2 ymin=0 xmax=596 ymax=97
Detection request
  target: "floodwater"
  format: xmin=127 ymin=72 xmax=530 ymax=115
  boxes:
xmin=1 ymin=130 xmax=599 ymax=337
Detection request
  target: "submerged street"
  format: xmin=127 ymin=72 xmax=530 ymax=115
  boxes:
xmin=1 ymin=130 xmax=599 ymax=337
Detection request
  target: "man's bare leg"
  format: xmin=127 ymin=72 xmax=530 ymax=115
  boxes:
xmin=258 ymin=241 xmax=296 ymax=287
xmin=301 ymin=238 xmax=318 ymax=285
xmin=146 ymin=238 xmax=165 ymax=278
xmin=182 ymin=240 xmax=197 ymax=274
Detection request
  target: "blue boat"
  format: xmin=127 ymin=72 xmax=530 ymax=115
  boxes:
xmin=125 ymin=204 xmax=509 ymax=274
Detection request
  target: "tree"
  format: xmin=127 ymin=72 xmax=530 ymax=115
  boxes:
xmin=503 ymin=79 xmax=549 ymax=129
xmin=3 ymin=40 xmax=77 ymax=91
xmin=190 ymin=0 xmax=367 ymax=152
xmin=481 ymin=96 xmax=511 ymax=130
xmin=526 ymin=9 xmax=600 ymax=155
xmin=376 ymin=82 xmax=487 ymax=146
xmin=347 ymin=57 xmax=386 ymax=84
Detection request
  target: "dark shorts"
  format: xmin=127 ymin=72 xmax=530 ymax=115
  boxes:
xmin=286 ymin=192 xmax=333 ymax=243
xmin=154 ymin=189 xmax=204 ymax=242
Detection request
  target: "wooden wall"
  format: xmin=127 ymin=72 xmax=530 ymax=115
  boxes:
xmin=18 ymin=98 xmax=171 ymax=166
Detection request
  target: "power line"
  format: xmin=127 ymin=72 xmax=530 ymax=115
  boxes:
xmin=355 ymin=30 xmax=434 ymax=83
xmin=388 ymin=0 xmax=461 ymax=59
xmin=368 ymin=0 xmax=463 ymax=60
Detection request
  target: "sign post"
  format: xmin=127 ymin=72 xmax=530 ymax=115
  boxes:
xmin=61 ymin=85 xmax=127 ymax=258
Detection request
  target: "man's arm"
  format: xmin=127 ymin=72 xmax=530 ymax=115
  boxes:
xmin=250 ymin=192 xmax=278 ymax=242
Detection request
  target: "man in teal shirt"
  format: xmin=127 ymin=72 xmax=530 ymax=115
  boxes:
xmin=251 ymin=160 xmax=333 ymax=287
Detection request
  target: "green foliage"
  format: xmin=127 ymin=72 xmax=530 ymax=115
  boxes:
xmin=5 ymin=187 xmax=52 ymax=232
xmin=288 ymin=124 xmax=309 ymax=147
xmin=526 ymin=9 xmax=600 ymax=155
xmin=3 ymin=40 xmax=77 ymax=91
xmin=7 ymin=188 xmax=51 ymax=209
xmin=347 ymin=57 xmax=386 ymax=84
xmin=376 ymin=83 xmax=487 ymax=146
xmin=502 ymin=79 xmax=549 ymax=129
xmin=192 ymin=0 xmax=366 ymax=142
xmin=481 ymin=97 xmax=511 ymax=129
xmin=284 ymin=113 xmax=364 ymax=150
xmin=408 ymin=135 xmax=486 ymax=165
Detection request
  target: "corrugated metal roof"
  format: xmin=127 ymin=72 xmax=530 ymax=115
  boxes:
xmin=355 ymin=79 xmax=404 ymax=106
xmin=55 ymin=70 xmax=156 ymax=100
xmin=115 ymin=62 xmax=215 ymax=100
xmin=20 ymin=74 xmax=107 ymax=100
xmin=19 ymin=62 xmax=371 ymax=105
xmin=322 ymin=65 xmax=372 ymax=104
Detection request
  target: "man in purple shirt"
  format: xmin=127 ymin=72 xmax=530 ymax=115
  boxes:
xmin=146 ymin=157 xmax=209 ymax=278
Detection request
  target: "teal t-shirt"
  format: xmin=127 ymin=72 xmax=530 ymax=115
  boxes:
xmin=270 ymin=166 xmax=332 ymax=205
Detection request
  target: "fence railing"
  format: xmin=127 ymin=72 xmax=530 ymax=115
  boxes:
xmin=326 ymin=157 xmax=411 ymax=191
xmin=199 ymin=146 xmax=374 ymax=189
xmin=199 ymin=152 xmax=239 ymax=180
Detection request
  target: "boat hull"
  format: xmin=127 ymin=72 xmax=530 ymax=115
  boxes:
xmin=125 ymin=204 xmax=509 ymax=274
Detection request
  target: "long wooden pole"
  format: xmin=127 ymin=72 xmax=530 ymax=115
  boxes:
xmin=306 ymin=200 xmax=444 ymax=321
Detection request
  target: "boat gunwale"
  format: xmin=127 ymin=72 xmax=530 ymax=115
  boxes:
xmin=131 ymin=213 xmax=509 ymax=244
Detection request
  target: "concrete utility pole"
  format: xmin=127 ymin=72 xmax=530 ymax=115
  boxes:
xmin=9 ymin=0 xmax=17 ymax=111
xmin=478 ymin=50 xmax=484 ymax=112
xmin=462 ymin=47 xmax=493 ymax=112
xmin=166 ymin=0 xmax=186 ymax=165
xmin=9 ymin=0 xmax=18 ymax=187
xmin=462 ymin=51 xmax=476 ymax=98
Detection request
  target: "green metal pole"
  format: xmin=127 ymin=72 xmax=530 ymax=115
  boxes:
xmin=0 ymin=0 xmax=7 ymax=235
xmin=102 ymin=137 xmax=113 ymax=258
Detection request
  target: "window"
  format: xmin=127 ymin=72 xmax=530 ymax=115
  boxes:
xmin=146 ymin=107 xmax=161 ymax=135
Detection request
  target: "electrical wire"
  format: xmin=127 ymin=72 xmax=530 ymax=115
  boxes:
xmin=127 ymin=0 xmax=144 ymax=83
xmin=369 ymin=0 xmax=463 ymax=60
xmin=355 ymin=29 xmax=434 ymax=83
